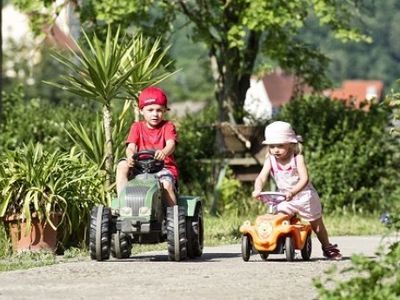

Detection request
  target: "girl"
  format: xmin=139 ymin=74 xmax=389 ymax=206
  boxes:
xmin=252 ymin=121 xmax=342 ymax=260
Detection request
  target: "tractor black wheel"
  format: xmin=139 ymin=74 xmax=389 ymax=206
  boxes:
xmin=186 ymin=204 xmax=204 ymax=258
xmin=167 ymin=205 xmax=187 ymax=261
xmin=111 ymin=231 xmax=132 ymax=259
xmin=301 ymin=233 xmax=312 ymax=261
xmin=259 ymin=252 xmax=269 ymax=261
xmin=285 ymin=236 xmax=295 ymax=261
xmin=241 ymin=235 xmax=251 ymax=262
xmin=89 ymin=205 xmax=112 ymax=261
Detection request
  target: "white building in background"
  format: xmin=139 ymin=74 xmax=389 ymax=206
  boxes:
xmin=243 ymin=77 xmax=272 ymax=125
xmin=2 ymin=2 xmax=79 ymax=83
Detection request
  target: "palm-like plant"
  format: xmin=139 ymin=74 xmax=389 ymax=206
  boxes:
xmin=47 ymin=25 xmax=177 ymax=191
xmin=65 ymin=100 xmax=133 ymax=172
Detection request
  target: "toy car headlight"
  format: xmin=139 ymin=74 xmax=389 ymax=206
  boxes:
xmin=120 ymin=207 xmax=132 ymax=217
xmin=282 ymin=220 xmax=290 ymax=226
xmin=257 ymin=222 xmax=273 ymax=238
xmin=242 ymin=220 xmax=251 ymax=227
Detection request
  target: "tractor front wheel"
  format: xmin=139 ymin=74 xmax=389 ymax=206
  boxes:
xmin=111 ymin=231 xmax=132 ymax=259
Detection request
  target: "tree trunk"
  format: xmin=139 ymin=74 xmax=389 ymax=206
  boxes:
xmin=102 ymin=104 xmax=114 ymax=189
xmin=210 ymin=31 xmax=260 ymax=125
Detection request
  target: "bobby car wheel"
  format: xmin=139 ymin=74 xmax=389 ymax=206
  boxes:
xmin=301 ymin=233 xmax=312 ymax=261
xmin=89 ymin=205 xmax=112 ymax=261
xmin=285 ymin=236 xmax=295 ymax=261
xmin=241 ymin=234 xmax=251 ymax=262
xmin=111 ymin=231 xmax=132 ymax=259
xmin=259 ymin=252 xmax=269 ymax=261
xmin=186 ymin=204 xmax=204 ymax=258
xmin=167 ymin=205 xmax=187 ymax=261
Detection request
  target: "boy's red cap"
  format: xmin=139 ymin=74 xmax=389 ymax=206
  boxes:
xmin=138 ymin=87 xmax=168 ymax=109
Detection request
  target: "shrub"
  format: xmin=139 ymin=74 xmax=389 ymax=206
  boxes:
xmin=314 ymin=215 xmax=400 ymax=299
xmin=174 ymin=104 xmax=216 ymax=200
xmin=0 ymin=86 xmax=98 ymax=152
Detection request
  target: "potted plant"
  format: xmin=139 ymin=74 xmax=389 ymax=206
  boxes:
xmin=0 ymin=142 xmax=106 ymax=252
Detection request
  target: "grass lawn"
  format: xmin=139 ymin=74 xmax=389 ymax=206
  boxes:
xmin=0 ymin=212 xmax=389 ymax=272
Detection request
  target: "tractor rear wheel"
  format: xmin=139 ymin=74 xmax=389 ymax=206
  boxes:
xmin=111 ymin=231 xmax=132 ymax=259
xmin=89 ymin=205 xmax=112 ymax=261
xmin=186 ymin=204 xmax=204 ymax=258
xmin=167 ymin=205 xmax=187 ymax=261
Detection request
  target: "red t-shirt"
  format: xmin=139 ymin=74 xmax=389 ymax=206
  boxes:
xmin=126 ymin=120 xmax=179 ymax=179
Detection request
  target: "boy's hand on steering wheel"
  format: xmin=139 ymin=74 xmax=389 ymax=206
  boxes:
xmin=127 ymin=156 xmax=135 ymax=168
xmin=154 ymin=150 xmax=166 ymax=161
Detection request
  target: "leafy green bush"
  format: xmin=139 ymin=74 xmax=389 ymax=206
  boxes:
xmin=277 ymin=96 xmax=400 ymax=212
xmin=174 ymin=104 xmax=216 ymax=200
xmin=314 ymin=214 xmax=400 ymax=299
xmin=0 ymin=86 xmax=98 ymax=152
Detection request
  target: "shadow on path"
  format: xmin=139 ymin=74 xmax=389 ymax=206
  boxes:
xmin=104 ymin=251 xmax=241 ymax=263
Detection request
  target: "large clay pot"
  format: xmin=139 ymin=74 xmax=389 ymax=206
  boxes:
xmin=3 ymin=213 xmax=61 ymax=252
xmin=219 ymin=123 xmax=265 ymax=155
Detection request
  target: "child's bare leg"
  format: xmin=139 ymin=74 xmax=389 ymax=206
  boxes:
xmin=309 ymin=217 xmax=330 ymax=247
xmin=162 ymin=180 xmax=177 ymax=207
xmin=116 ymin=160 xmax=130 ymax=197
xmin=311 ymin=217 xmax=342 ymax=260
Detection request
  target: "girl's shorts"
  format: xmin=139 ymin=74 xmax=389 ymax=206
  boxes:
xmin=276 ymin=190 xmax=322 ymax=222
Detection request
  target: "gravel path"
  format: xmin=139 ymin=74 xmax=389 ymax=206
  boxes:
xmin=0 ymin=235 xmax=393 ymax=300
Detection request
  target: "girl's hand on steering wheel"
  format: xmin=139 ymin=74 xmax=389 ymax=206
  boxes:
xmin=252 ymin=190 xmax=261 ymax=199
xmin=285 ymin=191 xmax=294 ymax=201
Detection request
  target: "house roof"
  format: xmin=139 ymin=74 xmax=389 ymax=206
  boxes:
xmin=324 ymin=80 xmax=384 ymax=108
xmin=261 ymin=70 xmax=313 ymax=107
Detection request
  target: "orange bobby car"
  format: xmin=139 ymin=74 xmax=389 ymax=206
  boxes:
xmin=240 ymin=192 xmax=312 ymax=262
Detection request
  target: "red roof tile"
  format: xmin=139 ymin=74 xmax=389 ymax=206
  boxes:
xmin=324 ymin=80 xmax=384 ymax=109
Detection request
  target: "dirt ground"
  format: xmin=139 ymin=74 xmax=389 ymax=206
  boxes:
xmin=0 ymin=235 xmax=393 ymax=300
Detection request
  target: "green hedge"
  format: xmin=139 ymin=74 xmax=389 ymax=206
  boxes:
xmin=277 ymin=96 xmax=400 ymax=213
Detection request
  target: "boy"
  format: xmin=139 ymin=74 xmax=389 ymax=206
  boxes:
xmin=116 ymin=86 xmax=179 ymax=207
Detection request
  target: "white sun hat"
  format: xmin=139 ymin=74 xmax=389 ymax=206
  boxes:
xmin=262 ymin=121 xmax=303 ymax=144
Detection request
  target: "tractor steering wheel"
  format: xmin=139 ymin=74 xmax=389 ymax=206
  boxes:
xmin=132 ymin=150 xmax=164 ymax=174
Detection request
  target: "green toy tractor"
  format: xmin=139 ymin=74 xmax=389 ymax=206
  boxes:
xmin=89 ymin=150 xmax=204 ymax=261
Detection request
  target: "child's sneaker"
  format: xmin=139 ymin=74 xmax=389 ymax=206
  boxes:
xmin=322 ymin=244 xmax=342 ymax=260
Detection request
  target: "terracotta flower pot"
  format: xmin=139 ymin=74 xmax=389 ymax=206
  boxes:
xmin=2 ymin=213 xmax=62 ymax=252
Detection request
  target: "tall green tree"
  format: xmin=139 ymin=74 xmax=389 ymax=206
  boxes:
xmin=16 ymin=0 xmax=370 ymax=124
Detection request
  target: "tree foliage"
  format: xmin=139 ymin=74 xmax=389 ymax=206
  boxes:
xmin=15 ymin=0 xmax=371 ymax=123
xmin=300 ymin=0 xmax=400 ymax=89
